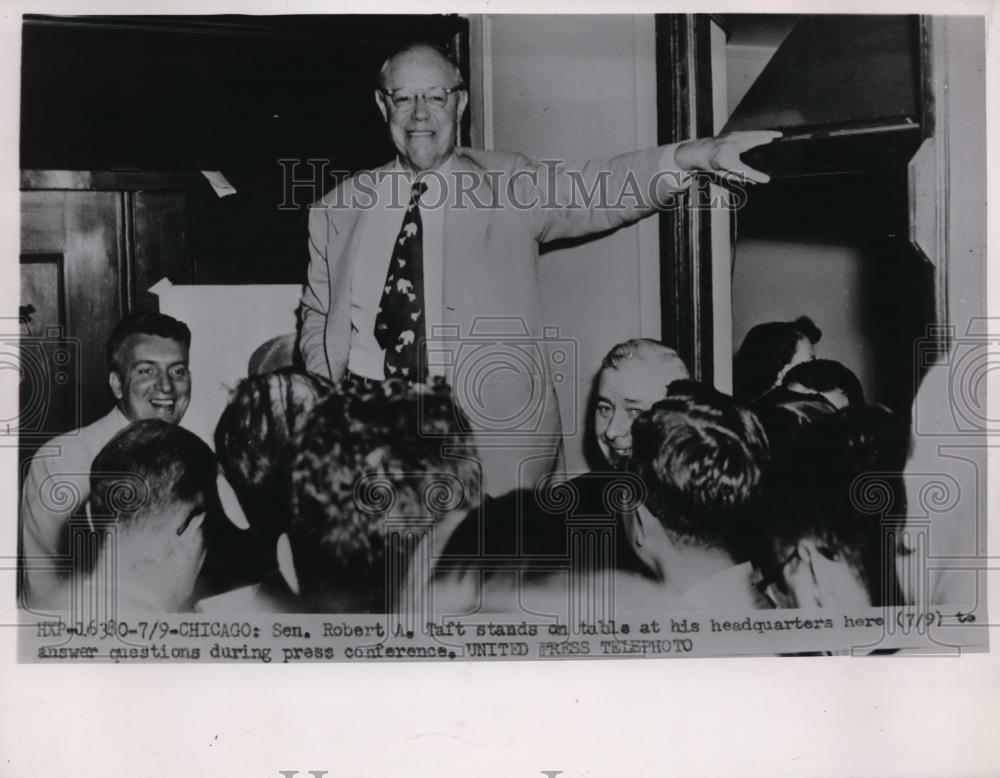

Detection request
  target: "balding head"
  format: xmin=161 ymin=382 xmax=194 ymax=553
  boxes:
xmin=378 ymin=43 xmax=461 ymax=91
xmin=594 ymin=339 xmax=690 ymax=469
xmin=375 ymin=42 xmax=468 ymax=172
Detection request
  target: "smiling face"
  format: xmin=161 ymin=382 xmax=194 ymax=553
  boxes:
xmin=594 ymin=360 xmax=683 ymax=469
xmin=375 ymin=46 xmax=468 ymax=172
xmin=109 ymin=334 xmax=191 ymax=424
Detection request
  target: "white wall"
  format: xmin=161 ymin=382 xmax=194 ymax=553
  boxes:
xmin=726 ymin=44 xmax=777 ymax=117
xmin=731 ymin=238 xmax=876 ymax=401
xmin=479 ymin=15 xmax=659 ymax=474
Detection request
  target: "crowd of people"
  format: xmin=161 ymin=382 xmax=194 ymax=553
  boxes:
xmin=19 ymin=310 xmax=936 ymax=619
xmin=17 ymin=42 xmax=955 ymax=622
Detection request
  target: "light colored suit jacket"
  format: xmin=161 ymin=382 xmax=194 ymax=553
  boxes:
xmin=299 ymin=145 xmax=684 ymax=495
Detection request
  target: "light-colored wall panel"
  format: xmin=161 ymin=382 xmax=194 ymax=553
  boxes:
xmin=484 ymin=14 xmax=659 ymax=473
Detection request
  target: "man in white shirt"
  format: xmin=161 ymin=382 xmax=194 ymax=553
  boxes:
xmin=20 ymin=312 xmax=192 ymax=606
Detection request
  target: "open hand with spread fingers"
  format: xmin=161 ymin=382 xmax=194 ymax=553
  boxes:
xmin=674 ymin=130 xmax=783 ymax=184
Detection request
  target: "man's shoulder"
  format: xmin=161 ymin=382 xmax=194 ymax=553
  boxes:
xmin=28 ymin=408 xmax=126 ymax=472
xmin=677 ymin=562 xmax=764 ymax=611
xmin=309 ymin=160 xmax=398 ymax=211
xmin=454 ymin=147 xmax=534 ymax=174
xmin=195 ymin=573 xmax=298 ymax=613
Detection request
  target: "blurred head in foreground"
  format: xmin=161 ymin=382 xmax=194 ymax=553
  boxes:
xmin=734 ymin=315 xmax=821 ymax=404
xmin=88 ymin=420 xmax=219 ymax=611
xmin=284 ymin=379 xmax=481 ymax=612
xmin=625 ymin=382 xmax=768 ymax=600
xmin=755 ymin=405 xmax=909 ymax=608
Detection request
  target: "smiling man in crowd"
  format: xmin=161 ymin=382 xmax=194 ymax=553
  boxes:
xmin=20 ymin=312 xmax=192 ymax=605
xmin=592 ymin=338 xmax=690 ymax=470
xmin=427 ymin=339 xmax=690 ymax=612
xmin=299 ymin=41 xmax=779 ymax=497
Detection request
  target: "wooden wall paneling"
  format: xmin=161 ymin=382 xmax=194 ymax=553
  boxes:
xmin=61 ymin=191 xmax=122 ymax=427
xmin=20 ymin=190 xmax=67 ymax=253
xmin=19 ymin=192 xmax=73 ymax=467
xmin=132 ymin=190 xmax=195 ymax=299
xmin=18 ymin=253 xmax=79 ymax=469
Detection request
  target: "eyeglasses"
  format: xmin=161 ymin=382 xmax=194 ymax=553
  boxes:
xmin=380 ymin=85 xmax=465 ymax=111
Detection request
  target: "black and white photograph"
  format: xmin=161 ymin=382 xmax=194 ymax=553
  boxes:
xmin=3 ymin=5 xmax=1000 ymax=776
xmin=10 ymin=11 xmax=990 ymax=661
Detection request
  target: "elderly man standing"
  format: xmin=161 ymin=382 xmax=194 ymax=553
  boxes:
xmin=20 ymin=312 xmax=192 ymax=606
xmin=299 ymin=42 xmax=778 ymax=497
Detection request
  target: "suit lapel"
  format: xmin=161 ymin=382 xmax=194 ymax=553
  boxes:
xmin=329 ymin=164 xmax=394 ymax=317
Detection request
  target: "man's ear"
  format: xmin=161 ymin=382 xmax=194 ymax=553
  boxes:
xmin=456 ymin=88 xmax=469 ymax=125
xmin=216 ymin=471 xmax=250 ymax=530
xmin=276 ymin=533 xmax=300 ymax=596
xmin=375 ymin=90 xmax=390 ymax=123
xmin=108 ymin=371 xmax=123 ymax=400
xmin=177 ymin=510 xmax=205 ymax=539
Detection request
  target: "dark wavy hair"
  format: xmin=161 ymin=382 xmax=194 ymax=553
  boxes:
xmin=289 ymin=379 xmax=482 ymax=612
xmin=106 ymin=313 xmax=191 ymax=373
xmin=630 ymin=382 xmax=768 ymax=551
xmin=733 ymin=316 xmax=821 ymax=403
xmin=782 ymin=358 xmax=865 ymax=407
xmin=215 ymin=370 xmax=334 ymax=536
xmin=752 ymin=386 xmax=838 ymax=463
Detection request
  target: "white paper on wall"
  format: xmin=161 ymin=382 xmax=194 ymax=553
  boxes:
xmin=149 ymin=278 xmax=301 ymax=448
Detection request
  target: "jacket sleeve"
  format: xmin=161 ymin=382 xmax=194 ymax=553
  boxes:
xmin=20 ymin=451 xmax=85 ymax=603
xmin=298 ymin=204 xmax=333 ymax=379
xmin=521 ymin=143 xmax=691 ymax=244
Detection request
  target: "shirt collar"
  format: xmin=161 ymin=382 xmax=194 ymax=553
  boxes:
xmin=390 ymin=156 xmax=453 ymax=206
xmin=392 ymin=154 xmax=455 ymax=177
xmin=107 ymin=405 xmax=132 ymax=430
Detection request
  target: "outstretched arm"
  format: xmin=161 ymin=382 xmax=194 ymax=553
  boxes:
xmin=530 ymin=130 xmax=781 ymax=243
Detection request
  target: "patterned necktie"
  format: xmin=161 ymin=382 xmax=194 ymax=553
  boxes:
xmin=374 ymin=180 xmax=428 ymax=382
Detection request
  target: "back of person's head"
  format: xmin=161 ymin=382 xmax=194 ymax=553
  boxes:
xmin=782 ymin=358 xmax=865 ymax=408
xmin=106 ymin=312 xmax=192 ymax=373
xmin=759 ymin=405 xmax=910 ymax=607
xmin=215 ymin=370 xmax=335 ymax=535
xmin=88 ymin=420 xmax=218 ymax=604
xmin=629 ymin=382 xmax=768 ymax=551
xmin=733 ymin=316 xmax=821 ymax=403
xmin=288 ymin=379 xmax=481 ymax=612
xmin=752 ymin=386 xmax=838 ymax=463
